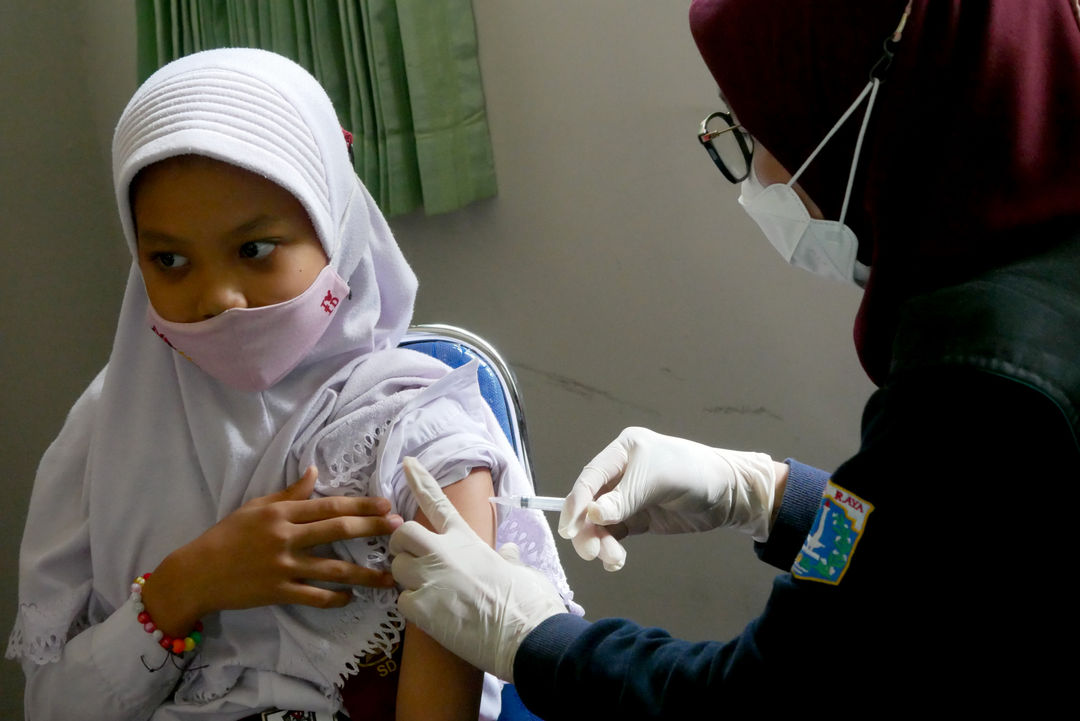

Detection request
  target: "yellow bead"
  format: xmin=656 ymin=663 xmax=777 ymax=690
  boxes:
xmin=184 ymin=637 xmax=196 ymax=652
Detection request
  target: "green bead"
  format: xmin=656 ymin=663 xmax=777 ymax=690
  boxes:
xmin=189 ymin=630 xmax=202 ymax=644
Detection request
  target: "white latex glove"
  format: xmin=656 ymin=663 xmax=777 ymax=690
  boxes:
xmin=389 ymin=457 xmax=566 ymax=682
xmin=558 ymin=426 xmax=778 ymax=571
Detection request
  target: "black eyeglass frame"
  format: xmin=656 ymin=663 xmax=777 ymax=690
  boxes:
xmin=697 ymin=110 xmax=755 ymax=184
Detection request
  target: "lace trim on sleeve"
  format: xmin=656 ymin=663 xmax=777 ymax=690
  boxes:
xmin=321 ymin=419 xmax=393 ymax=490
xmin=499 ymin=510 xmax=583 ymax=616
xmin=6 ymin=586 xmax=93 ymax=665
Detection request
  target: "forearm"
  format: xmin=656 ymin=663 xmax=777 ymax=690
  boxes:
xmin=755 ymin=459 xmax=829 ymax=569
xmin=770 ymin=460 xmax=789 ymax=526
xmin=23 ymin=596 xmax=184 ymax=721
xmin=141 ymin=545 xmax=208 ymax=638
xmin=396 ymin=622 xmax=485 ymax=721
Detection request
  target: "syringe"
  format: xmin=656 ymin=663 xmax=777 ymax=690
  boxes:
xmin=489 ymin=495 xmax=565 ymax=513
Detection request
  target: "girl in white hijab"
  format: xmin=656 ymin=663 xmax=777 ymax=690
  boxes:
xmin=6 ymin=48 xmax=576 ymax=721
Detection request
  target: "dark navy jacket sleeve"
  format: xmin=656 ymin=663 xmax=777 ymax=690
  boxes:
xmin=513 ymin=369 xmax=1079 ymax=718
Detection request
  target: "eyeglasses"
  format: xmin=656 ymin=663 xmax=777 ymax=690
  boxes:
xmin=698 ymin=108 xmax=754 ymax=184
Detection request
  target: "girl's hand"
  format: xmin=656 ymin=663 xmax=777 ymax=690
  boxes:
xmin=142 ymin=466 xmax=402 ymax=636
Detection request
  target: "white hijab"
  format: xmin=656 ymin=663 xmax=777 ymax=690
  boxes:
xmin=9 ymin=48 xmax=576 ymax=713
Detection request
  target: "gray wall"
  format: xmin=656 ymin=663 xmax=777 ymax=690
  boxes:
xmin=0 ymin=1 xmax=873 ymax=716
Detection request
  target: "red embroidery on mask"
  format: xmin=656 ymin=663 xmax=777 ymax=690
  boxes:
xmin=321 ymin=291 xmax=340 ymax=314
xmin=151 ymin=325 xmax=195 ymax=363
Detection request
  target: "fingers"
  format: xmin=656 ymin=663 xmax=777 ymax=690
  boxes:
xmin=559 ymin=436 xmax=630 ymax=539
xmin=388 ymin=520 xmax=440 ymax=558
xmin=402 ymin=457 xmax=462 ymax=533
xmin=295 ymin=513 xmax=404 ymax=547
xmin=390 ymin=551 xmax=424 ymax=591
xmin=395 ymin=588 xmax=422 ymax=625
xmin=250 ymin=465 xmax=320 ymax=507
xmin=280 ymin=581 xmax=354 ymax=609
xmin=302 ymin=556 xmax=396 ymax=589
xmin=570 ymin=528 xmax=599 ymax=561
xmin=498 ymin=542 xmax=522 ymax=564
xmin=557 ymin=431 xmax=639 ymax=537
xmin=284 ymin=465 xmax=319 ymax=500
xmin=389 ymin=533 xmax=462 ymax=592
xmin=599 ymin=539 xmax=628 ymax=572
xmin=578 ymin=434 xmax=632 ymax=494
xmin=287 ymin=494 xmax=394 ymax=523
xmin=559 ymin=483 xmax=599 ymax=540
xmin=587 ymin=490 xmax=631 ymax=526
xmin=570 ymin=522 xmax=628 ymax=571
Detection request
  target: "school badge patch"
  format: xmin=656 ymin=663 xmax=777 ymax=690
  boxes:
xmin=791 ymin=481 xmax=873 ymax=585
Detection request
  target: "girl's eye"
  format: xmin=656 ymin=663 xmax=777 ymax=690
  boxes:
xmin=154 ymin=252 xmax=189 ymax=269
xmin=239 ymin=241 xmax=277 ymax=260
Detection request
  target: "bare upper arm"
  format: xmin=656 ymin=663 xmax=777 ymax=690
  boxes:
xmin=395 ymin=467 xmax=495 ymax=721
xmin=411 ymin=467 xmax=495 ymax=545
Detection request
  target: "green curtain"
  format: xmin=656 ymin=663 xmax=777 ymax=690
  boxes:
xmin=136 ymin=0 xmax=497 ymax=217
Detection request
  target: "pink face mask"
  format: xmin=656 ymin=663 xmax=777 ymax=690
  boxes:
xmin=147 ymin=264 xmax=351 ymax=392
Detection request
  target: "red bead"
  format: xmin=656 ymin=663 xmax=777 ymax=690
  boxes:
xmin=142 ymin=572 xmax=152 ymax=579
xmin=171 ymin=638 xmax=186 ymax=654
xmin=194 ymin=620 xmax=204 ymax=632
xmin=137 ymin=612 xmax=150 ymax=624
xmin=160 ymin=637 xmax=172 ymax=649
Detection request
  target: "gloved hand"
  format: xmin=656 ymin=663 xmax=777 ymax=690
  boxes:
xmin=558 ymin=426 xmax=779 ymax=571
xmin=389 ymin=457 xmax=566 ymax=682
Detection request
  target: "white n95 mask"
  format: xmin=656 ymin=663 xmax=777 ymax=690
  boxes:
xmin=146 ymin=264 xmax=351 ymax=392
xmin=738 ymin=78 xmax=881 ymax=287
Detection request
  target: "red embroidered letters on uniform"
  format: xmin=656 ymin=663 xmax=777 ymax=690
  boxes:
xmin=833 ymin=488 xmax=865 ymax=513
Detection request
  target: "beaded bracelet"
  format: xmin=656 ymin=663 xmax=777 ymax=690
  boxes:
xmin=130 ymin=573 xmax=204 ymax=655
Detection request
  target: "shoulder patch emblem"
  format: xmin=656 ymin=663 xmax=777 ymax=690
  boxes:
xmin=791 ymin=480 xmax=873 ymax=585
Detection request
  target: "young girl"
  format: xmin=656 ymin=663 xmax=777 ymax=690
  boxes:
xmin=6 ymin=48 xmax=576 ymax=721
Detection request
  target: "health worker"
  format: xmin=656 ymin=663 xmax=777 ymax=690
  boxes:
xmin=389 ymin=1 xmax=1080 ymax=716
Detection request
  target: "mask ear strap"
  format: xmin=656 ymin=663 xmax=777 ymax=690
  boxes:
xmin=788 ymin=0 xmax=911 ymax=205
xmin=838 ymin=78 xmax=880 ymax=224
xmin=787 ymin=79 xmax=875 ymax=189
